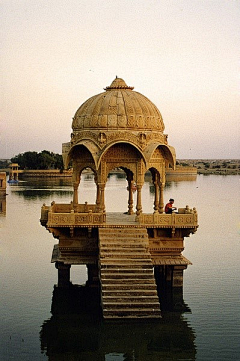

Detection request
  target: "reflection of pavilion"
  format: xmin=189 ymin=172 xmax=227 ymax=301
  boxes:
xmin=41 ymin=78 xmax=198 ymax=319
xmin=40 ymin=285 xmax=196 ymax=360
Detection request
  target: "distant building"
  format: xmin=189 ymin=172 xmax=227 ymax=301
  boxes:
xmin=8 ymin=163 xmax=19 ymax=183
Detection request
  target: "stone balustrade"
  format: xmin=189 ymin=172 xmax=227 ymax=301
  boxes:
xmin=138 ymin=206 xmax=198 ymax=230
xmin=40 ymin=202 xmax=106 ymax=227
xmin=41 ymin=203 xmax=197 ymax=230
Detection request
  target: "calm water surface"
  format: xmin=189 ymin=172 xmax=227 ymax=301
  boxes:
xmin=0 ymin=174 xmax=239 ymax=360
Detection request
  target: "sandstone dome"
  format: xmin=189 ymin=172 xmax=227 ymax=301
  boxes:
xmin=72 ymin=77 xmax=165 ymax=132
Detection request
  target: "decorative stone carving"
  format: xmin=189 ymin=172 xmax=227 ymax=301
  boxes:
xmin=98 ymin=132 xmax=107 ymax=146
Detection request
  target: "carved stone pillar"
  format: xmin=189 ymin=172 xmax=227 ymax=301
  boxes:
xmin=128 ymin=180 xmax=134 ymax=215
xmin=55 ymin=262 xmax=71 ymax=288
xmin=94 ymin=176 xmax=100 ymax=211
xmin=73 ymin=183 xmax=78 ymax=206
xmin=73 ymin=176 xmax=81 ymax=207
xmin=126 ymin=172 xmax=134 ymax=215
xmin=159 ymin=182 xmax=165 ymax=214
xmin=153 ymin=174 xmax=159 ymax=214
xmin=99 ymin=183 xmax=106 ymax=212
xmin=136 ymin=184 xmax=143 ymax=216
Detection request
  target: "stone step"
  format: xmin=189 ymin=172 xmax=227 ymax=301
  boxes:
xmin=100 ymin=267 xmax=153 ymax=273
xmin=99 ymin=228 xmax=146 ymax=234
xmin=100 ymin=263 xmax=153 ymax=269
xmin=101 ymin=273 xmax=155 ymax=287
xmin=100 ymin=244 xmax=148 ymax=249
xmin=100 ymin=240 xmax=148 ymax=245
xmin=102 ymin=290 xmax=157 ymax=297
xmin=100 ymin=278 xmax=156 ymax=285
xmin=100 ymin=248 xmax=149 ymax=253
xmin=102 ymin=300 xmax=160 ymax=309
xmin=100 ymin=260 xmax=152 ymax=266
xmin=101 ymin=284 xmax=157 ymax=291
xmin=101 ymin=268 xmax=154 ymax=281
xmin=99 ymin=226 xmax=161 ymax=319
xmin=100 ymin=254 xmax=150 ymax=261
xmin=99 ymin=236 xmax=148 ymax=240
xmin=100 ymin=255 xmax=152 ymax=261
xmin=103 ymin=309 xmax=161 ymax=319
xmin=102 ymin=300 xmax=160 ymax=307
xmin=100 ymin=248 xmax=150 ymax=254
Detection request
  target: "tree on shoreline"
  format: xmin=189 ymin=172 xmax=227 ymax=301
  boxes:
xmin=11 ymin=150 xmax=63 ymax=170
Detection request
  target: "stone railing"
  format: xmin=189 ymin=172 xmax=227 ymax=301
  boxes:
xmin=138 ymin=206 xmax=198 ymax=229
xmin=40 ymin=202 xmax=106 ymax=227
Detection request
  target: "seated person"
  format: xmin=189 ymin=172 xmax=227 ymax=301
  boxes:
xmin=165 ymin=198 xmax=177 ymax=214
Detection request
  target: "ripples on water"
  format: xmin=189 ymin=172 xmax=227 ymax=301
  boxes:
xmin=0 ymin=174 xmax=239 ymax=360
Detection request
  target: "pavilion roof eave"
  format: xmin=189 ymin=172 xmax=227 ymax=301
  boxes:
xmin=152 ymin=255 xmax=192 ymax=266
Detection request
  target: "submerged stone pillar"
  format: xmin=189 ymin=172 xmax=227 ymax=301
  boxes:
xmin=172 ymin=266 xmax=186 ymax=288
xmin=154 ymin=265 xmax=187 ymax=311
xmin=55 ymin=262 xmax=71 ymax=288
xmin=86 ymin=264 xmax=100 ymax=287
xmin=172 ymin=265 xmax=187 ymax=310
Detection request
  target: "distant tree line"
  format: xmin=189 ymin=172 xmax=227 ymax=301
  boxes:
xmin=0 ymin=160 xmax=9 ymax=169
xmin=11 ymin=150 xmax=63 ymax=170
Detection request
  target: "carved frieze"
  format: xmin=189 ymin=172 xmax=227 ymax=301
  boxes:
xmin=71 ymin=129 xmax=166 ymax=154
xmin=72 ymin=131 xmax=99 ymax=145
xmin=146 ymin=132 xmax=164 ymax=143
xmin=138 ymin=213 xmax=198 ymax=228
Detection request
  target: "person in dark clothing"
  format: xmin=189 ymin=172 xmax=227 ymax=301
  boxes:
xmin=165 ymin=198 xmax=177 ymax=214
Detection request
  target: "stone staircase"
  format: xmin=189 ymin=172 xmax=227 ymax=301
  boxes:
xmin=98 ymin=227 xmax=161 ymax=319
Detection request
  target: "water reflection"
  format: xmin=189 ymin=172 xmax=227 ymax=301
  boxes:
xmin=40 ymin=285 xmax=196 ymax=360
xmin=2 ymin=174 xmax=239 ymax=360
xmin=166 ymin=174 xmax=197 ymax=182
xmin=0 ymin=195 xmax=6 ymax=215
xmin=7 ymin=179 xmax=73 ymax=200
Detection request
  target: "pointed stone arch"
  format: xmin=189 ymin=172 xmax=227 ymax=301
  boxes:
xmin=144 ymin=143 xmax=176 ymax=170
xmin=70 ymin=144 xmax=97 ymax=206
xmin=67 ymin=140 xmax=100 ymax=171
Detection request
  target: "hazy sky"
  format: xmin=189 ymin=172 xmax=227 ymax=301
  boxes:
xmin=1 ymin=0 xmax=239 ymax=159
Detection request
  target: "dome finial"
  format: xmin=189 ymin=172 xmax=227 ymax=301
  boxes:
xmin=104 ymin=77 xmax=134 ymax=91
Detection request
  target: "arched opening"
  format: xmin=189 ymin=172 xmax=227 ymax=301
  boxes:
xmin=78 ymin=167 xmax=97 ymax=205
xmin=104 ymin=167 xmax=136 ymax=214
xmin=100 ymin=143 xmax=142 ymax=215
xmin=71 ymin=145 xmax=97 ymax=207
xmin=142 ymin=167 xmax=165 ymax=214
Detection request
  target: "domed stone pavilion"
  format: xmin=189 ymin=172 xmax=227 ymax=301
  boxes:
xmin=63 ymin=77 xmax=176 ymax=215
xmin=41 ymin=77 xmax=198 ymax=319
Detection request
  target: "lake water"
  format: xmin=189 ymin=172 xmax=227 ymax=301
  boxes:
xmin=0 ymin=173 xmax=239 ymax=360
